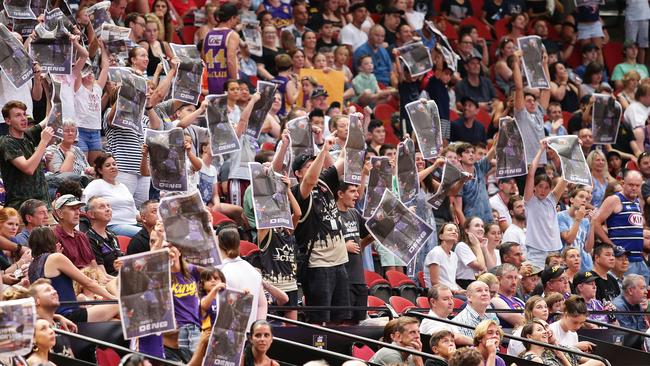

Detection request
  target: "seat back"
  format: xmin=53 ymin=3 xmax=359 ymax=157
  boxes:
xmin=389 ymin=296 xmax=416 ymax=314
xmin=416 ymin=296 xmax=429 ymax=308
xmin=351 ymin=342 xmax=376 ymax=361
xmin=385 ymin=270 xmax=416 ymax=287
xmin=96 ymin=348 xmax=121 ymax=366
xmin=117 ymin=236 xmax=131 ymax=253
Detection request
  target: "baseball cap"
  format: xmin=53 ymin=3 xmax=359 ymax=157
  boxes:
xmin=460 ymin=96 xmax=479 ymax=108
xmin=540 ymin=265 xmax=564 ymax=286
xmin=573 ymin=271 xmax=597 ymax=287
xmin=613 ymin=245 xmax=627 ymax=258
xmin=310 ymin=86 xmax=329 ymax=99
xmin=292 ymin=154 xmax=315 ymax=173
xmin=383 ymin=6 xmax=405 ymax=15
xmin=54 ymin=194 xmax=85 ymax=210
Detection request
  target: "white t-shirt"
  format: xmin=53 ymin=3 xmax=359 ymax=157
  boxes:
xmin=525 ymin=195 xmax=562 ymax=252
xmin=424 ymin=246 xmax=460 ymax=291
xmin=626 ymin=0 xmax=650 ymax=21
xmin=549 ymin=320 xmax=579 ymax=347
xmin=490 ymin=194 xmax=512 ymax=226
xmin=405 ymin=10 xmax=425 ymax=31
xmin=420 ymin=310 xmax=461 ymax=335
xmin=503 ymin=224 xmax=526 ymax=245
xmin=0 ymin=74 xmax=32 ymax=124
xmin=507 ymin=327 xmax=525 ymax=357
xmin=74 ymin=83 xmax=102 ymax=130
xmin=219 ymin=257 xmax=263 ymax=330
xmin=81 ymin=179 xmax=138 ymax=226
xmin=339 ymin=24 xmax=368 ymax=51
xmin=455 ymin=241 xmax=479 ymax=280
xmin=624 ymin=101 xmax=650 ymax=130
xmin=51 ymin=74 xmax=76 ymax=122
xmin=186 ymin=157 xmax=202 ymax=193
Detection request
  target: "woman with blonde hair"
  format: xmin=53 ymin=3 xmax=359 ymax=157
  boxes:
xmin=617 ymin=70 xmax=640 ymax=110
xmin=139 ymin=13 xmax=173 ymax=77
xmin=27 ymin=319 xmax=57 ymax=365
xmin=472 ymin=319 xmax=506 ymax=366
xmin=508 ymin=296 xmax=551 ymax=356
xmin=586 ymin=149 xmax=615 ymax=208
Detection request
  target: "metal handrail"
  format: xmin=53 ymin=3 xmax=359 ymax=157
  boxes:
xmin=273 ymin=336 xmax=382 ymax=366
xmin=584 ymin=318 xmax=650 ymax=338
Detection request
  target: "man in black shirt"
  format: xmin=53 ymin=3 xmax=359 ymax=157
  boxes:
xmin=127 ymin=200 xmax=159 ymax=255
xmin=592 ymin=243 xmax=622 ymax=302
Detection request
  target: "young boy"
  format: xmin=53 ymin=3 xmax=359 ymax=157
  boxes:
xmin=352 ymin=55 xmax=395 ymax=107
xmin=429 ymin=330 xmax=457 ymax=366
xmin=316 ymin=20 xmax=339 ymax=49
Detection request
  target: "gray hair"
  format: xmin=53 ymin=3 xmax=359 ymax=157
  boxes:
xmin=62 ymin=119 xmax=77 ymax=129
xmin=622 ymin=274 xmax=645 ymax=292
xmin=494 ymin=263 xmax=518 ymax=277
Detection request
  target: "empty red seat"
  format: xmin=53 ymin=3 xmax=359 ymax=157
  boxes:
xmin=367 ymin=295 xmax=388 ymax=317
xmin=417 ymin=271 xmax=426 ymax=288
xmin=389 ymin=296 xmax=416 ymax=314
xmin=602 ymin=42 xmax=623 ymax=77
xmin=416 ymin=296 xmax=429 ymax=308
xmin=117 ymin=236 xmax=131 ymax=253
xmin=351 ymin=342 xmax=376 ymax=361
xmin=374 ymin=103 xmax=396 ymax=122
xmin=365 ymin=270 xmax=392 ymax=302
xmin=385 ymin=270 xmax=419 ymax=304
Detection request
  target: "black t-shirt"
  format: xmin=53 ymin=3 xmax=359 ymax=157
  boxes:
xmin=252 ymin=47 xmax=285 ymax=76
xmin=567 ymin=111 xmax=588 ymax=135
xmin=126 ymin=228 xmax=150 ymax=255
xmin=339 ymin=208 xmax=368 ymax=285
xmin=450 ymin=118 xmax=487 ymax=145
xmin=316 ymin=38 xmax=339 ymax=50
xmin=86 ymin=228 xmax=122 ymax=276
xmin=611 ymin=123 xmax=635 ymax=160
xmin=595 ymin=273 xmax=621 ymax=302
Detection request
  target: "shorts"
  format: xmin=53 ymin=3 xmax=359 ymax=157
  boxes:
xmin=177 ymin=323 xmax=201 ymax=353
xmin=304 ymin=264 xmax=351 ymax=322
xmin=349 ymin=284 xmax=369 ymax=322
xmin=77 ymin=127 xmax=102 ymax=152
xmin=625 ymin=19 xmax=649 ymax=48
xmin=63 ymin=308 xmax=88 ymax=323
xmin=577 ymin=21 xmax=605 ymax=40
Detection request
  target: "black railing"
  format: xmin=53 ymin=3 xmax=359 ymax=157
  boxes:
xmin=273 ymin=336 xmax=382 ymax=366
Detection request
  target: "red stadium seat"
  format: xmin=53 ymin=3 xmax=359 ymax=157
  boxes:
xmin=367 ymin=295 xmax=388 ymax=317
xmin=365 ymin=270 xmax=392 ymax=302
xmin=450 ymin=109 xmax=459 ymax=121
xmin=626 ymin=160 xmax=639 ymax=171
xmin=352 ymin=342 xmax=376 ymax=361
xmin=435 ymin=17 xmax=458 ymax=41
xmin=417 ymin=271 xmax=426 ymax=288
xmin=453 ymin=297 xmax=465 ymax=314
xmin=476 ymin=108 xmax=492 ymax=130
xmin=239 ymin=240 xmax=260 ymax=257
xmin=370 ymin=13 xmax=382 ymax=24
xmin=374 ymin=103 xmax=396 ymax=122
xmin=494 ymin=18 xmax=509 ymax=40
xmin=565 ymin=45 xmax=583 ymax=69
xmin=96 ymin=348 xmax=121 ymax=366
xmin=261 ymin=142 xmax=276 ymax=151
xmin=470 ymin=0 xmax=484 ymax=17
xmin=389 ymin=296 xmax=416 ymax=314
xmin=460 ymin=16 xmax=493 ymax=41
xmin=416 ymin=296 xmax=429 ymax=308
xmin=602 ymin=42 xmax=623 ymax=77
xmin=117 ymin=236 xmax=131 ymax=253
xmin=386 ymin=270 xmax=419 ymax=304
xmin=561 ymin=111 xmax=572 ymax=130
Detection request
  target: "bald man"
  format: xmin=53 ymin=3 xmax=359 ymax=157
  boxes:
xmin=593 ymin=170 xmax=649 ymax=283
xmin=451 ymin=281 xmax=500 ymax=338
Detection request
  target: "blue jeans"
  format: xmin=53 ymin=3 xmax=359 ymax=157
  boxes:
xmin=178 ymin=323 xmax=201 ymax=353
xmin=108 ymin=224 xmax=141 ymax=238
xmin=77 ymin=128 xmax=102 ymax=152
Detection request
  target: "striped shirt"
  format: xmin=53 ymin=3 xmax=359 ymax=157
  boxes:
xmin=451 ymin=304 xmax=500 ymax=338
xmin=605 ymin=192 xmax=644 ymax=261
xmin=103 ymin=108 xmax=148 ymax=174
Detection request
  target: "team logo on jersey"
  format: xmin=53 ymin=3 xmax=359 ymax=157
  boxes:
xmin=207 ymin=34 xmax=223 ymax=46
xmin=629 ymin=213 xmax=643 ymax=226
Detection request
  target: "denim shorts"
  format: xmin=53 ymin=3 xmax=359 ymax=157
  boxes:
xmin=177 ymin=323 xmax=201 ymax=353
xmin=77 ymin=127 xmax=102 ymax=152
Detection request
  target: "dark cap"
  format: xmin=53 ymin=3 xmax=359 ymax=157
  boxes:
xmin=498 ymin=177 xmax=516 ymax=185
xmin=613 ymin=245 xmax=627 ymax=258
xmin=573 ymin=271 xmax=597 ymax=287
xmin=216 ymin=3 xmax=238 ymax=22
xmin=623 ymin=39 xmax=638 ymax=50
xmin=460 ymin=96 xmax=479 ymax=108
xmin=311 ymin=86 xmax=329 ymax=99
xmin=581 ymin=44 xmax=599 ymax=53
xmin=469 ymin=48 xmax=482 ymax=61
xmin=292 ymin=154 xmax=315 ymax=173
xmin=540 ymin=265 xmax=564 ymax=286
xmin=349 ymin=2 xmax=367 ymax=12
xmin=606 ymin=150 xmax=621 ymax=161
xmin=383 ymin=6 xmax=405 ymax=15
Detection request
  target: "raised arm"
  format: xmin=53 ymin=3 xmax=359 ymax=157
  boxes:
xmin=539 ymin=52 xmax=551 ymax=110
xmin=235 ymin=92 xmax=260 ymax=138
xmin=299 ymin=135 xmax=335 ymax=199
xmin=177 ymin=99 xmax=208 ymax=129
xmin=10 ymin=127 xmax=54 ymax=176
xmin=272 ymin=130 xmax=290 ymax=173
xmin=512 ymin=50 xmax=525 ymax=111
xmin=524 ymin=140 xmax=547 ymax=201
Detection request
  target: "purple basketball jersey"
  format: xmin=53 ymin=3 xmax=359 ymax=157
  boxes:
xmin=203 ymin=28 xmax=232 ymax=94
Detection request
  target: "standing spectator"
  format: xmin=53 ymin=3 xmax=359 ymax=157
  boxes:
xmin=450 ymin=98 xmax=487 ymax=145
xmin=524 ymin=141 xmax=568 ymax=267
xmin=86 ymin=196 xmax=122 ymax=277
xmin=587 ymin=150 xmax=615 ymax=208
xmin=109 ymin=0 xmax=127 ymax=24
xmin=0 ymin=101 xmax=53 ymax=209
xmin=454 ymin=142 xmax=496 ymax=225
xmin=52 ymin=195 xmax=96 ymax=269
xmin=616 ymin=70 xmax=641 ymax=110
xmin=203 ymin=4 xmax=241 ymax=94
xmin=611 ymin=41 xmax=649 ymax=90
xmin=624 ymin=0 xmax=650 ymax=65
xmin=502 ymin=196 xmax=527 ymax=248
xmin=15 ymin=199 xmax=48 ymax=245
xmin=623 ymin=83 xmax=650 ymax=150
xmin=283 ymin=3 xmax=311 ymax=48
xmin=557 ymin=187 xmax=595 ymax=272
xmin=452 ymin=281 xmax=500 ymax=338
xmin=591 ymin=244 xmax=622 ymax=302
xmin=574 ymin=44 xmax=608 ymax=83
xmin=339 ymin=2 xmax=369 ymax=51
xmin=490 ymin=178 xmax=518 ymax=232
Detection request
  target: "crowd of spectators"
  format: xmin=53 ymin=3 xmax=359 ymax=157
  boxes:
xmin=0 ymin=0 xmax=649 ymax=364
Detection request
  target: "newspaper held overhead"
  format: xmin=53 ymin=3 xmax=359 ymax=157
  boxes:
xmin=170 ymin=44 xmax=204 ymax=105
xmin=158 ymin=191 xmax=221 ymax=266
xmin=0 ymin=298 xmax=36 ymax=357
xmin=249 ymin=162 xmax=293 ymax=230
xmin=547 ymin=136 xmax=593 ymax=186
xmin=205 ymin=94 xmax=241 ymax=156
xmin=591 ymin=93 xmax=622 ymax=144
xmin=246 ymin=80 xmax=278 ymax=139
xmin=366 ymin=189 xmax=434 ymax=266
xmin=241 ymin=20 xmax=262 ymax=57
xmin=495 ymin=116 xmax=528 ymax=179
xmin=405 ymin=99 xmax=443 ymax=159
xmin=286 ymin=116 xmax=314 ymax=159
xmin=517 ymin=36 xmax=549 ymax=89
xmin=100 ymin=23 xmax=130 ymax=41
xmin=425 ymin=20 xmax=461 ymax=72
xmin=46 ymin=79 xmax=64 ymax=140
xmin=0 ymin=23 xmax=34 ymax=89
xmin=427 ymin=161 xmax=469 ymax=209
xmin=201 ymin=289 xmax=254 ymax=366
xmin=397 ymin=138 xmax=419 ymax=204
xmin=111 ymin=69 xmax=147 ymax=134
xmin=273 ymin=136 xmax=292 ymax=177
xmin=118 ymin=249 xmax=176 ymax=340
xmin=397 ymin=41 xmax=433 ymax=77
xmin=101 ymin=24 xmax=133 ymax=65
xmin=146 ymin=128 xmax=188 ymax=192
xmin=12 ymin=18 xmax=38 ymax=37
xmin=86 ymin=0 xmax=112 ymax=34
xmin=344 ymin=113 xmax=366 ymax=185
xmin=363 ymin=156 xmax=394 ymax=218
xmin=30 ymin=23 xmax=73 ymax=75
xmin=3 ymin=0 xmax=36 ymax=19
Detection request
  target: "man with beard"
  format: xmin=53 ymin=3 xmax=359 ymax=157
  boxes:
xmin=489 ymin=178 xmax=518 ymax=232
xmin=490 ymin=264 xmax=525 ymax=328
xmin=502 ymin=195 xmax=526 ymax=249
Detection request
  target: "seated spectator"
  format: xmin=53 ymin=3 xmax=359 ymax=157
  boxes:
xmin=86 ymin=196 xmax=122 ymax=277
xmin=450 ymin=98 xmax=487 ymax=144
xmin=427 ymin=330 xmax=457 ymax=366
xmin=254 ymin=25 xmax=285 ymax=80
xmin=420 ymin=285 xmax=473 ymax=344
xmin=46 ymin=120 xmax=93 ymax=177
xmin=126 ymin=200 xmax=159 ymax=256
xmin=424 ymin=223 xmax=464 ymax=294
xmin=472 ymin=319 xmax=506 ymax=366
xmin=623 ymin=83 xmax=650 ymax=150
xmin=369 ymin=316 xmax=425 ymax=366
xmin=441 ymin=0 xmax=473 ymax=25
xmin=575 ymin=44 xmax=608 ymax=83
xmin=549 ymin=296 xmax=604 ymax=365
xmin=352 ymin=56 xmax=396 ymax=106
xmin=316 ymin=20 xmax=339 ymax=50
xmin=339 ymin=2 xmax=368 ymax=51
xmin=538 ymin=265 xmax=570 ymax=297
xmin=580 ymin=62 xmax=610 ymax=97
xmin=16 ymin=199 xmax=49 ymax=245
xmin=544 ymin=102 xmax=568 ymax=136
xmin=53 ymin=195 xmax=96 ymax=269
xmin=520 ymin=319 xmax=574 ymax=365
xmin=82 ymin=153 xmax=140 ymax=238
xmin=491 ymin=263 xmax=526 ymax=327
xmin=611 ymin=41 xmax=649 ymax=90
xmin=616 ymin=70 xmax=641 ymax=110
xmin=573 ymin=271 xmax=618 ymax=328
xmin=516 ymin=263 xmax=542 ymax=301
xmin=590 ymin=244 xmax=621 ymax=302
xmin=507 ymin=295 xmax=550 ymax=356
xmin=28 ymin=228 xmax=118 ymax=323
xmin=482 ymin=0 xmax=525 ymax=24
xmin=549 ymin=62 xmax=581 ymax=114
xmin=452 ymin=281 xmax=499 ymax=338
xmin=454 ymin=55 xmax=497 ymax=111
xmin=353 ymin=25 xmax=393 ymax=86
xmin=455 ymin=217 xmax=488 ymax=288
xmin=494 ymin=38 xmax=516 ymax=96
xmin=448 ymin=347 xmax=483 ymax=366
xmin=612 ymin=274 xmax=648 ymax=333
xmin=242 ymin=320 xmax=280 ymax=366
xmin=27 ymin=318 xmax=58 ymax=366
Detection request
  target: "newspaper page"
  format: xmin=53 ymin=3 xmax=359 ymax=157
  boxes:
xmin=0 ymin=298 xmax=36 ymax=357
xmin=0 ymin=23 xmax=34 ymax=89
xmin=366 ymin=189 xmax=434 ymax=265
xmin=344 ymin=113 xmax=366 ymax=185
xmin=425 ymin=20 xmax=460 ymax=72
xmin=427 ymin=161 xmax=468 ymax=209
xmin=46 ymin=79 xmax=64 ymax=140
xmin=591 ymin=93 xmax=622 ymax=144
xmin=286 ymin=115 xmax=314 ymax=158
xmin=158 ymin=191 xmax=221 ymax=266
xmin=547 ymin=136 xmax=593 ymax=186
xmin=241 ymin=19 xmax=262 ymax=57
xmin=397 ymin=138 xmax=419 ymax=204
xmin=111 ymin=70 xmax=147 ymax=134
xmin=495 ymin=116 xmax=528 ymax=179
xmin=3 ymin=0 xmax=36 ymax=19
xmin=100 ymin=23 xmax=130 ymax=41
xmin=397 ymin=41 xmax=433 ymax=77
xmin=146 ymin=128 xmax=188 ymax=192
xmin=87 ymin=1 xmax=112 ymax=34
xmin=405 ymin=99 xmax=443 ymax=159
xmin=363 ymin=156 xmax=394 ymax=218
xmin=118 ymin=249 xmax=176 ymax=340
xmin=30 ymin=23 xmax=72 ymax=75
xmin=170 ymin=44 xmax=204 ymax=104
xmin=246 ymin=80 xmax=278 ymax=139
xmin=517 ymin=36 xmax=549 ymax=89
xmin=30 ymin=0 xmax=46 ymax=17
xmin=205 ymin=94 xmax=241 ymax=156
xmin=12 ymin=18 xmax=38 ymax=37
xmin=249 ymin=162 xmax=293 ymax=230
xmin=202 ymin=289 xmax=254 ymax=366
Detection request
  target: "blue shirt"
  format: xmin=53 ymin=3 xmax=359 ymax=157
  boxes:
xmin=14 ymin=228 xmax=29 ymax=246
xmin=612 ymin=295 xmax=646 ymax=331
xmin=460 ymin=157 xmax=493 ymax=223
xmin=353 ymin=43 xmax=392 ymax=86
xmin=557 ymin=210 xmax=593 ymax=272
